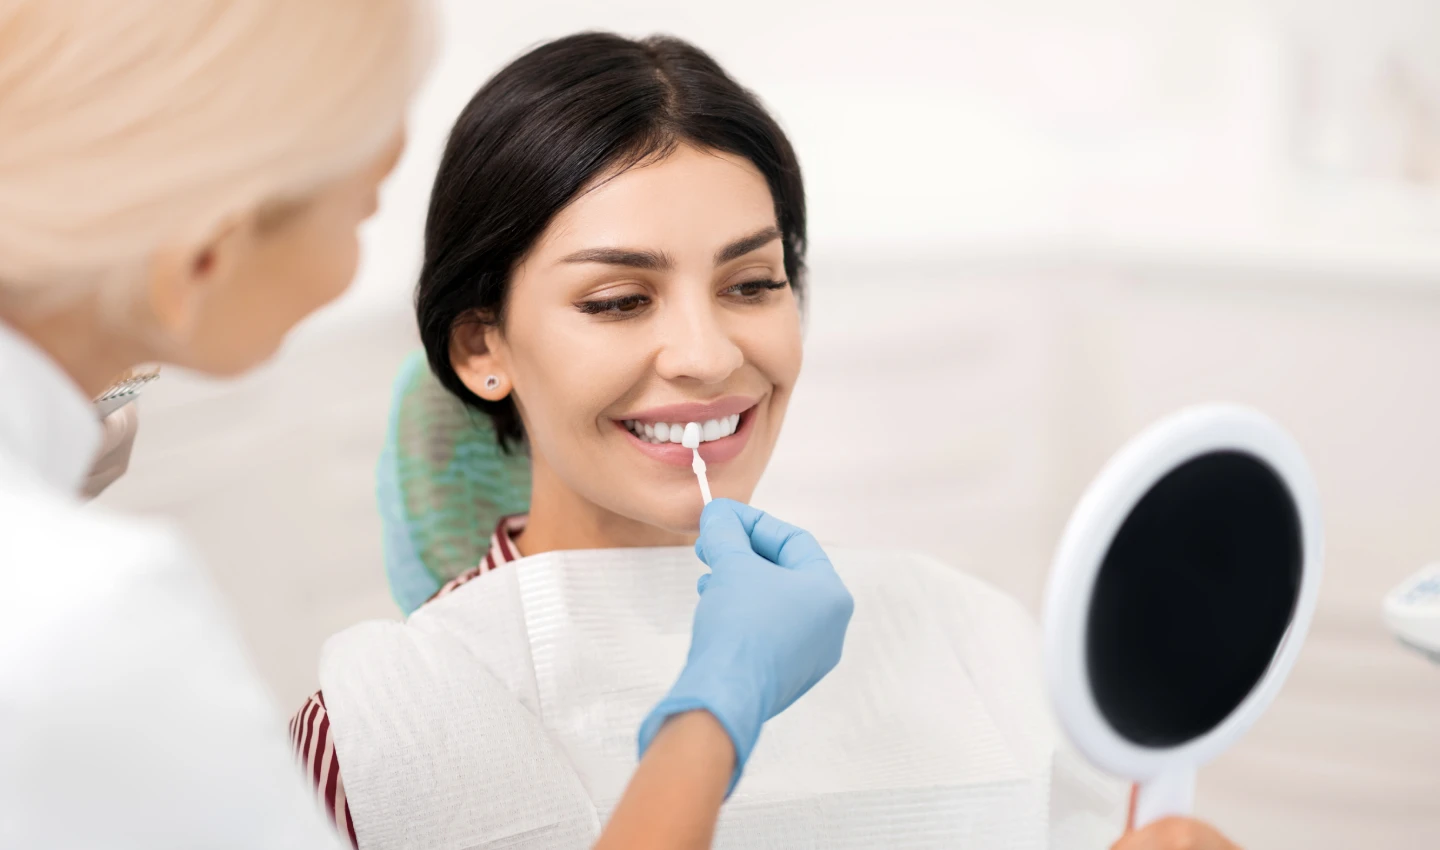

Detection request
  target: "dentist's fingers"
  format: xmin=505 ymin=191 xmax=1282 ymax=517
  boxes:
xmin=746 ymin=512 xmax=828 ymax=571
xmin=695 ymin=499 xmax=828 ymax=572
xmin=702 ymin=498 xmax=764 ymax=533
xmin=695 ymin=499 xmax=756 ymax=567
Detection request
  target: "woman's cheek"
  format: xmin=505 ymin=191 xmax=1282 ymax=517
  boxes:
xmin=747 ymin=308 xmax=804 ymax=388
xmin=540 ymin=325 xmax=641 ymax=433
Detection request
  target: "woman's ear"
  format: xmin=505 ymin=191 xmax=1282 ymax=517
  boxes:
xmin=450 ymin=313 xmax=511 ymax=401
xmin=147 ymin=215 xmax=253 ymax=337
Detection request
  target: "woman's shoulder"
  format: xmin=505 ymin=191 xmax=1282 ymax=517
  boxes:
xmin=318 ymin=551 xmax=532 ymax=692
xmin=408 ymin=513 xmax=528 ymax=609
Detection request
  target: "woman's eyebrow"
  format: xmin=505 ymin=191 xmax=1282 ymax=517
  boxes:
xmin=715 ymin=226 xmax=782 ymax=265
xmin=557 ymin=225 xmax=781 ymax=270
xmin=560 ymin=247 xmax=675 ymax=270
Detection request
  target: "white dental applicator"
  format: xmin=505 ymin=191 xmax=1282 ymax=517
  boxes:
xmin=681 ymin=422 xmax=712 ymax=504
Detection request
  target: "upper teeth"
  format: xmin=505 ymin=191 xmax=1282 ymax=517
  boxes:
xmin=624 ymin=415 xmax=741 ymax=445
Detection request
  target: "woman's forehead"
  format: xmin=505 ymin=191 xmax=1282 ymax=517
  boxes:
xmin=532 ymin=145 xmax=779 ymax=264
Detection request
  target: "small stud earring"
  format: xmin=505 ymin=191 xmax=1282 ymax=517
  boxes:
xmin=484 ymin=375 xmax=501 ymax=391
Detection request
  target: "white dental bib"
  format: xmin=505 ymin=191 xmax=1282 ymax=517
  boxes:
xmin=319 ymin=547 xmax=1124 ymax=849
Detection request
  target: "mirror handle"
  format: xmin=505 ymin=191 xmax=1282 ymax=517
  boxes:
xmin=1130 ymin=768 xmax=1196 ymax=830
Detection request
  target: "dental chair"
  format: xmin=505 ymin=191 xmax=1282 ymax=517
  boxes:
xmin=377 ymin=351 xmax=530 ymax=614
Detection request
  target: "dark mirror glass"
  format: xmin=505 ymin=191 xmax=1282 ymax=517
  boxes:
xmin=1085 ymin=450 xmax=1302 ymax=747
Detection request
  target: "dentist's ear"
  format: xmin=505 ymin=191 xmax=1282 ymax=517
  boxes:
xmin=147 ymin=215 xmax=253 ymax=339
xmin=450 ymin=311 xmax=512 ymax=401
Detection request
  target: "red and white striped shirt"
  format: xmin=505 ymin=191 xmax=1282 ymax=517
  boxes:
xmin=290 ymin=514 xmax=528 ymax=847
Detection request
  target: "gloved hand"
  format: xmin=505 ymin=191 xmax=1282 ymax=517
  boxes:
xmin=637 ymin=498 xmax=855 ymax=794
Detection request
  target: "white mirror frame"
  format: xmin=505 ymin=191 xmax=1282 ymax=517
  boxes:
xmin=1043 ymin=404 xmax=1324 ymax=827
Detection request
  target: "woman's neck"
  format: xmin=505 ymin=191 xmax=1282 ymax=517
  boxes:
xmin=516 ymin=451 xmax=695 ymax=556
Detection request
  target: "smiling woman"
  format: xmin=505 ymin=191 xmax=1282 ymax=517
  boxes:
xmin=297 ymin=32 xmax=1135 ymax=850
xmin=413 ymin=33 xmax=808 ymax=548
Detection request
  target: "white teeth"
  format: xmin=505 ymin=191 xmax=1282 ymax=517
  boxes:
xmin=624 ymin=412 xmax=748 ymax=444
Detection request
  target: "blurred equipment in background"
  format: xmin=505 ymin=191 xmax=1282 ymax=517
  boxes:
xmin=1384 ymin=564 xmax=1440 ymax=662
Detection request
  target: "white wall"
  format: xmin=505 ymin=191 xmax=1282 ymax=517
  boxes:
xmin=301 ymin=0 xmax=1440 ymax=339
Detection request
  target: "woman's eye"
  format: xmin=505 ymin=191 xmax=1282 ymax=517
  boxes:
xmin=576 ymin=294 xmax=651 ymax=316
xmin=725 ymin=279 xmax=789 ymax=301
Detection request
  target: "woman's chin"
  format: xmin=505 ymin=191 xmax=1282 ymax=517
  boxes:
xmin=578 ymin=443 xmax=767 ymax=543
xmin=632 ymin=483 xmax=757 ymax=539
xmin=609 ymin=486 xmax=733 ymax=540
xmin=641 ymin=501 xmax=705 ymax=539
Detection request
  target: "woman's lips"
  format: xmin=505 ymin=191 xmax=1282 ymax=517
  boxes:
xmin=616 ymin=404 xmax=758 ymax=468
xmin=618 ymin=396 xmax=756 ymax=424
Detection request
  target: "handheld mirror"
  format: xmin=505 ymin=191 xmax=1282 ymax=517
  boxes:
xmin=1043 ymin=405 xmax=1323 ymax=828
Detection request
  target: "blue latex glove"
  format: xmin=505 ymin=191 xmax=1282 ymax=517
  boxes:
xmin=637 ymin=498 xmax=855 ymax=795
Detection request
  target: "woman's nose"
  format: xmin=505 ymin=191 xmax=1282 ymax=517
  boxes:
xmin=653 ymin=304 xmax=744 ymax=385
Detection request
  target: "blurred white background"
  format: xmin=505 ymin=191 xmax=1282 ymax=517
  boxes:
xmin=101 ymin=1 xmax=1440 ymax=847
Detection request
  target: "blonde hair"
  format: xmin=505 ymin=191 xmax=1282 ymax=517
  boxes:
xmin=0 ymin=0 xmax=432 ymax=311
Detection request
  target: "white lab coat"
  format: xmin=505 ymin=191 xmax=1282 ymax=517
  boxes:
xmin=0 ymin=322 xmax=345 ymax=849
